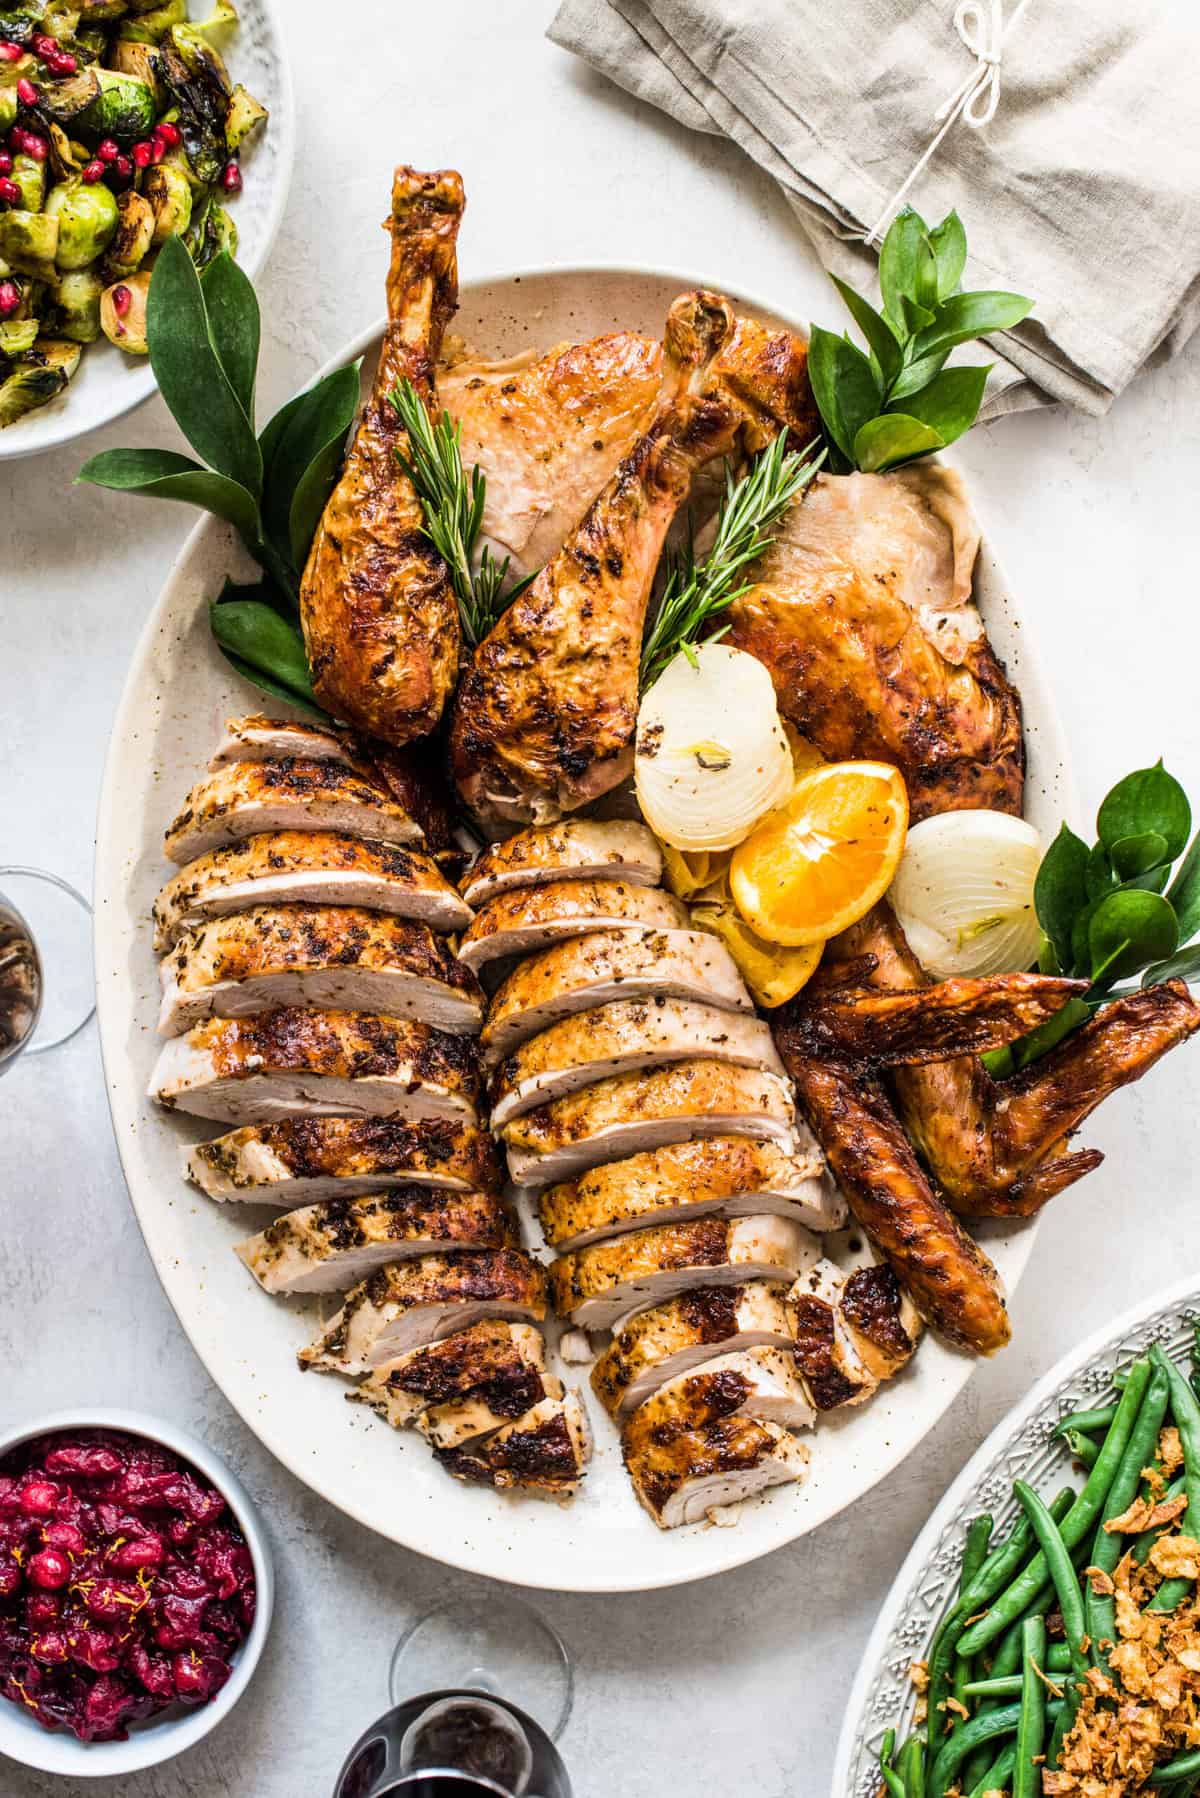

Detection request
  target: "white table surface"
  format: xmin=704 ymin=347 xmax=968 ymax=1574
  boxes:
xmin=2 ymin=3 xmax=1199 ymax=1792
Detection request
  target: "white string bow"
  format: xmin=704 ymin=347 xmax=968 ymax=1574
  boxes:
xmin=864 ymin=0 xmax=1033 ymax=246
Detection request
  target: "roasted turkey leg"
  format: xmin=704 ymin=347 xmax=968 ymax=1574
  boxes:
xmin=448 ymin=291 xmax=745 ymax=829
xmin=301 ymin=166 xmax=465 ymax=746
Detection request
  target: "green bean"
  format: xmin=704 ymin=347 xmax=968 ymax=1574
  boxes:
xmin=1149 ymin=1344 xmax=1200 ymax=1608
xmin=1053 ymin=1403 xmax=1118 ymax=1439
xmin=898 ymin=1735 xmax=925 ymax=1798
xmin=1060 ymin=1427 xmax=1100 ymax=1468
xmin=968 ymin=1744 xmax=1015 ymax=1798
xmin=1013 ymin=1616 xmax=1046 ymax=1798
xmin=1013 ymin=1481 xmax=1090 ymax=1770
xmin=964 ymin=1653 xmax=1072 ymax=1698
xmin=959 ymin=1360 xmax=1153 ymax=1658
xmin=878 ymin=1729 xmax=907 ymax=1798
xmin=1152 ymin=1750 xmax=1200 ymax=1787
xmin=929 ymin=1704 xmax=1022 ymax=1796
xmin=1086 ymin=1366 xmax=1171 ymax=1658
xmin=924 ymin=1513 xmax=994 ymax=1776
xmin=1146 ymin=1576 xmax=1191 ymax=1613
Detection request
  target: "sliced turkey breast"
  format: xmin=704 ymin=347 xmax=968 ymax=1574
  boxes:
xmin=591 ymin=1282 xmax=796 ymax=1419
xmin=457 ymin=880 xmax=688 ymax=972
xmin=462 ymin=820 xmax=663 ymax=907
xmin=158 ymin=907 xmax=483 ymax=1038
xmin=482 ymin=927 xmax=753 ymax=1064
xmin=186 ymin=1116 xmax=501 ymax=1206
xmin=209 ymin=714 xmax=358 ymax=770
xmin=627 ymin=1346 xmax=815 ymax=1436
xmin=502 ymin=1060 xmax=800 ymax=1189
xmin=786 ymin=1259 xmax=920 ymax=1410
xmin=418 ymin=1369 xmax=565 ymax=1450
xmin=623 ymin=1409 xmax=809 ymax=1529
xmin=153 ymin=833 xmax=471 ymax=952
xmin=435 ymin=1391 xmax=591 ymax=1499
xmin=537 ymin=1135 xmax=841 ymax=1252
xmin=489 ymin=999 xmax=783 ymax=1126
xmin=354 ymin=1320 xmax=551 ymax=1433
xmin=547 ymin=1215 xmax=820 ymax=1330
xmin=149 ymin=1010 xmax=480 ymax=1128
xmin=164 ymin=759 xmax=422 ymax=865
xmin=234 ymin=1188 xmax=513 ymax=1295
xmin=299 ymin=1249 xmax=548 ymax=1375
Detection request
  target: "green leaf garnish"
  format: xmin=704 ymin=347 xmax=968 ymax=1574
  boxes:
xmin=811 ymin=207 xmax=1033 ymax=472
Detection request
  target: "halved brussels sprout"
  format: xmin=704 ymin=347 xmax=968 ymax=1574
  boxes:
xmin=85 ymin=66 xmax=156 ymax=138
xmin=116 ymin=0 xmax=183 ymax=40
xmin=76 ymin=0 xmax=130 ymax=20
xmin=0 ymin=211 xmax=59 ymax=282
xmin=0 ymin=87 xmax=16 ymax=133
xmin=36 ymin=69 xmax=98 ymax=127
xmin=102 ymin=186 xmax=153 ymax=277
xmin=167 ymin=20 xmax=231 ymax=88
xmin=106 ymin=38 xmax=161 ymax=99
xmin=0 ymin=317 xmax=39 ymax=358
xmin=143 ymin=159 xmax=191 ymax=245
xmin=224 ymin=82 xmax=266 ymax=153
xmin=51 ymin=267 xmax=103 ymax=341
xmin=10 ymin=151 xmax=46 ymax=212
xmin=45 ymin=176 xmax=119 ymax=270
xmin=100 ymin=264 xmax=149 ymax=351
xmin=0 ymin=48 xmax=38 ymax=87
xmin=0 ymin=337 xmax=81 ymax=427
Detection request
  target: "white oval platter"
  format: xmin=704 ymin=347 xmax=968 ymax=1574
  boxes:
xmin=94 ymin=266 xmax=1072 ymax=1593
xmin=834 ymin=1272 xmax=1200 ymax=1797
xmin=0 ymin=0 xmax=294 ymax=463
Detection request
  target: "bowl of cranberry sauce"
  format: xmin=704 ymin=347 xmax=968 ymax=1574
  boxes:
xmin=0 ymin=1410 xmax=273 ymax=1777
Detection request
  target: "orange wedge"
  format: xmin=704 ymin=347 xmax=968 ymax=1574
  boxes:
xmin=729 ymin=761 xmax=909 ymax=947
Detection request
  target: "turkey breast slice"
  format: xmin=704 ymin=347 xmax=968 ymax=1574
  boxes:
xmin=434 ymin=1391 xmax=592 ymax=1499
xmin=788 ymin=1260 xmax=922 ymax=1411
xmin=489 ymin=999 xmax=782 ymax=1127
xmin=208 ymin=715 xmax=359 ymax=770
xmin=547 ymin=1215 xmax=820 ymax=1331
xmin=149 ymin=1009 xmax=480 ymax=1128
xmin=502 ymin=1059 xmax=800 ymax=1189
xmin=482 ymin=927 xmax=753 ymax=1065
xmin=462 ymin=820 xmax=663 ymax=908
xmin=164 ymin=759 xmax=422 ymax=865
xmin=417 ymin=1369 xmax=565 ymax=1450
xmin=186 ymin=1116 xmax=501 ymax=1206
xmin=627 ymin=1346 xmax=815 ymax=1436
xmin=353 ymin=1320 xmax=551 ymax=1433
xmin=537 ymin=1135 xmax=841 ymax=1253
xmin=298 ymin=1249 xmax=548 ymax=1375
xmin=458 ymin=880 xmax=688 ymax=972
xmin=158 ymin=907 xmax=483 ymax=1038
xmin=591 ymin=1282 xmax=796 ymax=1419
xmin=235 ymin=1188 xmax=513 ymax=1295
xmin=623 ymin=1409 xmax=809 ymax=1529
xmin=153 ymin=832 xmax=471 ymax=952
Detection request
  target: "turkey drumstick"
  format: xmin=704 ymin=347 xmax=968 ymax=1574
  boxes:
xmin=301 ymin=165 xmax=465 ymax=746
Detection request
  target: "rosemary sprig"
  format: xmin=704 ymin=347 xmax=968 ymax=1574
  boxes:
xmin=638 ymin=432 xmax=825 ymax=693
xmin=389 ymin=377 xmax=527 ymax=648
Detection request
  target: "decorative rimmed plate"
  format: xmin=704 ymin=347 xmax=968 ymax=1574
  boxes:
xmin=0 ymin=0 xmax=295 ymax=463
xmin=833 ymin=1271 xmax=1200 ymax=1797
xmin=94 ymin=266 xmax=1071 ymax=1592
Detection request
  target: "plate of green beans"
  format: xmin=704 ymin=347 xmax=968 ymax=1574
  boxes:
xmin=835 ymin=1275 xmax=1200 ymax=1798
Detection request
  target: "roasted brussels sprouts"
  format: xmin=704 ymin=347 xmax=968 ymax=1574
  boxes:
xmin=103 ymin=187 xmax=154 ymax=277
xmin=86 ymin=66 xmax=157 ymax=137
xmin=182 ymin=190 xmax=235 ymax=267
xmin=143 ymin=159 xmax=192 ymax=244
xmin=99 ymin=266 xmax=149 ymax=351
xmin=116 ymin=0 xmax=184 ymax=41
xmin=9 ymin=151 xmax=46 ymax=213
xmin=192 ymin=0 xmax=237 ymax=36
xmin=77 ymin=0 xmax=131 ymax=21
xmin=51 ymin=268 xmax=104 ymax=341
xmin=45 ymin=177 xmax=119 ymax=270
xmin=224 ymin=81 xmax=266 ymax=152
xmin=0 ymin=337 xmax=80 ymax=426
xmin=0 ymin=317 xmax=39 ymax=358
xmin=0 ymin=87 xmax=16 ymax=133
xmin=107 ymin=38 xmax=162 ymax=99
xmin=0 ymin=211 xmax=59 ymax=282
xmin=157 ymin=23 xmax=229 ymax=180
xmin=0 ymin=11 xmax=45 ymax=47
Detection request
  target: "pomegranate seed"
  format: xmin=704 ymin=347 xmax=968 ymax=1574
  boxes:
xmin=49 ymin=50 xmax=76 ymax=74
xmin=155 ymin=119 xmax=181 ymax=148
xmin=97 ymin=137 xmax=120 ymax=162
xmin=20 ymin=132 xmax=46 ymax=162
xmin=111 ymin=283 xmax=132 ymax=317
xmin=28 ymin=1547 xmax=72 ymax=1590
xmin=220 ymin=158 xmax=242 ymax=195
xmin=0 ymin=279 xmax=18 ymax=317
xmin=15 ymin=76 xmax=37 ymax=107
xmin=21 ymin=1481 xmax=61 ymax=1518
xmin=0 ymin=40 xmax=22 ymax=61
xmin=114 ymin=153 xmax=133 ymax=181
xmin=131 ymin=138 xmax=153 ymax=169
xmin=0 ymin=151 xmax=10 ymax=174
xmin=0 ymin=177 xmax=18 ymax=206
xmin=80 ymin=158 xmax=104 ymax=184
xmin=32 ymin=32 xmax=56 ymax=55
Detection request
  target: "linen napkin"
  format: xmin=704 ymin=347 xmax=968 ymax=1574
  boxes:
xmin=548 ymin=0 xmax=1200 ymax=416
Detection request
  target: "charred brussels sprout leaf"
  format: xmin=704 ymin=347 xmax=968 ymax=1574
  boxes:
xmin=155 ymin=24 xmax=230 ymax=182
xmin=224 ymin=82 xmax=266 ymax=152
xmin=117 ymin=0 xmax=186 ymax=41
xmin=144 ymin=159 xmax=192 ymax=244
xmin=182 ymin=192 xmax=236 ymax=268
xmin=0 ymin=337 xmax=80 ymax=425
xmin=103 ymin=188 xmax=154 ymax=278
xmin=0 ymin=316 xmax=39 ymax=357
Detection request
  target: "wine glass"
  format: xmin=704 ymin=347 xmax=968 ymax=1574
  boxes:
xmin=0 ymin=868 xmax=94 ymax=1074
xmin=334 ymin=1596 xmax=574 ymax=1798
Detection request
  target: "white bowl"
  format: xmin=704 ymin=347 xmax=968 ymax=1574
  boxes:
xmin=0 ymin=1407 xmax=274 ymax=1778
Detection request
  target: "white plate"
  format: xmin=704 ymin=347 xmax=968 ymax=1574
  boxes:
xmin=0 ymin=0 xmax=295 ymax=462
xmin=834 ymin=1272 xmax=1200 ymax=1796
xmin=94 ymin=266 xmax=1072 ymax=1593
